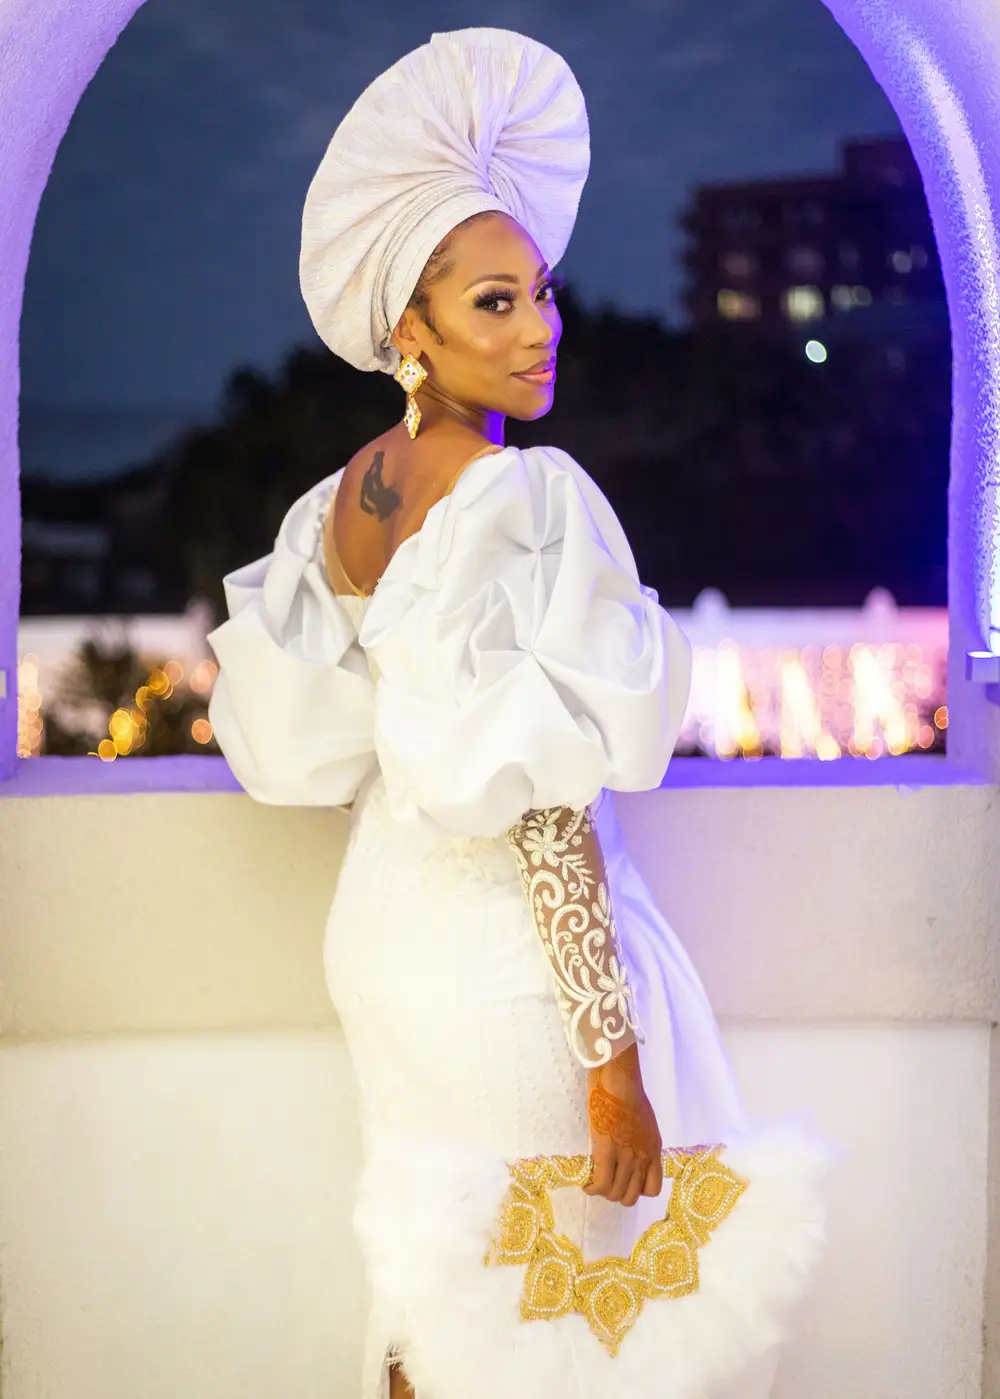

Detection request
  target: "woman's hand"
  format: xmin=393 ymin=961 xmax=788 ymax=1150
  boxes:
xmin=583 ymin=1041 xmax=663 ymax=1206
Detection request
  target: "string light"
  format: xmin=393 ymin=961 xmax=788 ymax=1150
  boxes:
xmin=189 ymin=659 xmax=218 ymax=695
xmin=712 ymin=642 xmax=762 ymax=758
xmin=19 ymin=620 xmax=947 ymax=763
xmin=16 ymin=654 xmax=43 ymax=757
xmin=680 ymin=637 xmax=946 ymax=759
xmin=17 ymin=650 xmax=216 ymax=759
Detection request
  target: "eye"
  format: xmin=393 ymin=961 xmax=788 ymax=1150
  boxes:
xmin=537 ymin=275 xmax=565 ymax=303
xmin=472 ymin=289 xmax=516 ymax=314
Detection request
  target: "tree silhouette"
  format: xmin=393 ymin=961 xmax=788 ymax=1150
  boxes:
xmin=42 ymin=634 xmax=217 ymax=757
xmin=147 ymin=287 xmax=949 ymax=621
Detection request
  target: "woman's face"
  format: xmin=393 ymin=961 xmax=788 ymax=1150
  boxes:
xmin=392 ymin=212 xmax=562 ymax=421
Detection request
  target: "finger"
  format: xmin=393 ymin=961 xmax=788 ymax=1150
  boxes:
xmin=621 ymin=1159 xmax=648 ymax=1208
xmin=642 ymin=1153 xmax=664 ymax=1199
xmin=583 ymin=1147 xmax=615 ymax=1198
xmin=606 ymin=1151 xmax=636 ymax=1203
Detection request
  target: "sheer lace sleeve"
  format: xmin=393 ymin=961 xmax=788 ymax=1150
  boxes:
xmin=506 ymin=804 xmax=644 ymax=1068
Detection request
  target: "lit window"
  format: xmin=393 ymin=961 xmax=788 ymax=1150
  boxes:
xmin=782 ymin=286 xmax=825 ymax=322
xmin=787 ymin=245 xmax=825 ymax=277
xmin=890 ymin=249 xmax=913 ymax=273
xmin=717 ymin=289 xmax=761 ymax=320
xmin=831 ymin=284 xmax=874 ymax=311
xmin=720 ymin=250 xmax=758 ymax=278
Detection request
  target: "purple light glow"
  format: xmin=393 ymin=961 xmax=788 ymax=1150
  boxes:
xmin=2 ymin=0 xmax=999 ymax=793
xmin=0 ymin=750 xmax=982 ymax=800
xmin=822 ymin=0 xmax=1000 ymax=773
xmin=0 ymin=0 xmax=145 ymax=788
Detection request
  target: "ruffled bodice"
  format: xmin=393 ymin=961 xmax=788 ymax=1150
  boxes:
xmin=207 ymin=444 xmax=693 ymax=840
xmin=205 ymin=472 xmax=375 ymax=808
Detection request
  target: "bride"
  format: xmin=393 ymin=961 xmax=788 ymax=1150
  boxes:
xmin=206 ymin=26 xmax=828 ymax=1399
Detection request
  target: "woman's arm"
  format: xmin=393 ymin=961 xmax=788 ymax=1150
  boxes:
xmin=505 ymin=804 xmax=643 ymax=1068
xmin=507 ymin=805 xmax=663 ymax=1206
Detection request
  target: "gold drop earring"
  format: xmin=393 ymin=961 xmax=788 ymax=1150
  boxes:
xmin=394 ymin=353 xmax=428 ymax=439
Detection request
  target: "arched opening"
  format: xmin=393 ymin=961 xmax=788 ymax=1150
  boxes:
xmin=0 ymin=0 xmax=998 ymax=785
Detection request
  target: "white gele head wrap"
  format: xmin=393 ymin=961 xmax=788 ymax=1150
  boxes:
xmin=299 ymin=27 xmax=590 ymax=375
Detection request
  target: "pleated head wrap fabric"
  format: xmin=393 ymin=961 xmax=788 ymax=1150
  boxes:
xmin=299 ymin=27 xmax=590 ymax=375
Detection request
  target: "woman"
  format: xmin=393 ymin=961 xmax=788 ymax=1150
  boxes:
xmin=207 ymin=27 xmax=828 ymax=1399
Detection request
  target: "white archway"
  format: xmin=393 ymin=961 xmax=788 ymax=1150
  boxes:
xmin=822 ymin=0 xmax=1000 ymax=778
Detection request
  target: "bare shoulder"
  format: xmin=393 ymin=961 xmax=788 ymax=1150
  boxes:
xmin=344 ymin=424 xmax=498 ymax=512
xmin=343 ymin=426 xmax=397 ymax=476
xmin=328 ymin=425 xmax=501 ymax=592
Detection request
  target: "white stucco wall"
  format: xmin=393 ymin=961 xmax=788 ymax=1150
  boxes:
xmin=0 ymin=779 xmax=997 ymax=1399
xmin=0 ymin=1023 xmax=988 ymax=1399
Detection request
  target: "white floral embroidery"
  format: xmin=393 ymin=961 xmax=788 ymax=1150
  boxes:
xmin=506 ymin=805 xmax=644 ymax=1068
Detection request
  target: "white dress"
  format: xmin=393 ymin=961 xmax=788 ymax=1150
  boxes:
xmin=207 ymin=445 xmax=829 ymax=1399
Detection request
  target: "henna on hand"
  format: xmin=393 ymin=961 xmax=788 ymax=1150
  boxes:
xmin=607 ymin=1046 xmax=642 ymax=1084
xmin=587 ymin=1059 xmax=659 ymax=1157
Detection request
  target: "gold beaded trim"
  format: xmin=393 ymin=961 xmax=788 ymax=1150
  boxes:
xmin=483 ymin=1147 xmax=748 ymax=1357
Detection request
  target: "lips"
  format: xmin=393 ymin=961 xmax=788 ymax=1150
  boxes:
xmin=513 ymin=359 xmax=556 ymax=383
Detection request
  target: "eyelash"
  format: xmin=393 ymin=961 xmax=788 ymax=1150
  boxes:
xmin=473 ymin=274 xmax=565 ymax=314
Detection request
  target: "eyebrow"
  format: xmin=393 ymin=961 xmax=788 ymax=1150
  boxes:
xmin=463 ymin=264 xmax=549 ymax=292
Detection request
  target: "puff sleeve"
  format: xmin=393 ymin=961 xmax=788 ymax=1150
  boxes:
xmin=206 ymin=473 xmax=378 ymax=806
xmin=359 ymin=444 xmax=692 ymax=839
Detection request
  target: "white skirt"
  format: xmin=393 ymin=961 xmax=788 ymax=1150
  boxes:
xmin=324 ymin=772 xmax=828 ymax=1399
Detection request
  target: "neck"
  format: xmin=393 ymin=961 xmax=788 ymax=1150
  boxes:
xmin=414 ymin=385 xmax=505 ymax=445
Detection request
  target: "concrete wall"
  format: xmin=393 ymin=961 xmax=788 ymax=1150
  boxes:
xmin=1 ymin=778 xmax=997 ymax=1399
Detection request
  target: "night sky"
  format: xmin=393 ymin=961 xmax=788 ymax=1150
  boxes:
xmin=22 ymin=0 xmax=900 ymax=425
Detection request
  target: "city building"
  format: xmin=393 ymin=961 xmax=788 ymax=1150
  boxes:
xmin=680 ymin=136 xmax=946 ymax=346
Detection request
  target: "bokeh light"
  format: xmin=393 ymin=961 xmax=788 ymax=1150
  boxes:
xmin=18 ymin=613 xmax=947 ymax=763
xmin=676 ymin=628 xmax=947 ymax=760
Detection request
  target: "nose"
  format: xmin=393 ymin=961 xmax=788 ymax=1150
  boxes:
xmin=526 ymin=298 xmax=560 ymax=348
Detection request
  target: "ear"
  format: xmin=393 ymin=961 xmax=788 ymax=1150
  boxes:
xmin=391 ymin=307 xmax=422 ymax=357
